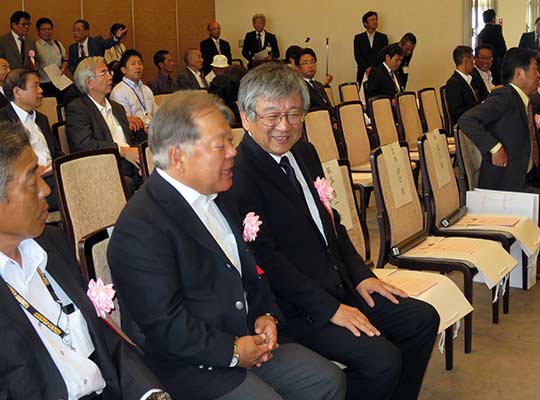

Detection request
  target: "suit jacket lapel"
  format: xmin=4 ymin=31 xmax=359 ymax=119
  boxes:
xmin=82 ymin=95 xmax=115 ymax=143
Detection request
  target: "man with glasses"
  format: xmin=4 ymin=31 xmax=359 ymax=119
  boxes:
xmin=295 ymin=48 xmax=333 ymax=113
xmin=231 ymin=62 xmax=439 ymax=400
xmin=0 ymin=11 xmax=40 ymax=70
xmin=66 ymin=56 xmax=141 ymax=197
xmin=472 ymin=43 xmax=495 ymax=102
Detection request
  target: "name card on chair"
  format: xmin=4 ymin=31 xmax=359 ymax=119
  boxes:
xmin=426 ymin=130 xmax=452 ymax=189
xmin=381 ymin=142 xmax=413 ymax=208
xmin=322 ymin=159 xmax=354 ymax=231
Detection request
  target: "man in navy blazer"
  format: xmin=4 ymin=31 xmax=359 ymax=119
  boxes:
xmin=231 ymin=62 xmax=439 ymax=400
xmin=366 ymin=43 xmax=404 ymax=101
xmin=242 ymin=13 xmax=280 ymax=69
xmin=0 ymin=11 xmax=40 ymax=70
xmin=200 ymin=21 xmax=232 ymax=75
xmin=107 ymin=91 xmax=346 ymax=399
xmin=68 ymin=19 xmax=125 ymax=74
xmin=519 ymin=17 xmax=540 ymax=51
xmin=353 ymin=11 xmax=388 ymax=83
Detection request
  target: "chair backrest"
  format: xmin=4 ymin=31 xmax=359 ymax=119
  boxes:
xmin=53 ymin=121 xmax=70 ymax=154
xmin=231 ymin=58 xmax=244 ymax=67
xmin=304 ymin=108 xmax=340 ymax=162
xmin=454 ymin=128 xmax=482 ymax=192
xmin=56 ymin=104 xmax=65 ymax=123
xmin=336 ymin=101 xmax=371 ymax=167
xmin=396 ymin=92 xmax=423 ymax=150
xmin=324 ymin=85 xmax=336 ymax=107
xmin=154 ymin=93 xmax=174 ymax=106
xmin=439 ymin=86 xmax=452 ymax=134
xmin=418 ymin=87 xmax=443 ymax=132
xmin=339 ymin=82 xmax=360 ymax=103
xmin=138 ymin=140 xmax=155 ymax=179
xmin=417 ymin=131 xmax=461 ymax=230
xmin=78 ymin=225 xmax=121 ymax=326
xmin=369 ymin=96 xmax=399 ymax=146
xmin=54 ymin=149 xmax=127 ymax=259
xmin=371 ymin=141 xmax=424 ymax=250
xmin=231 ymin=127 xmax=245 ymax=147
xmin=37 ymin=97 xmax=58 ymax=126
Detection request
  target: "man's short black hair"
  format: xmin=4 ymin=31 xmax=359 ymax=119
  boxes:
xmin=362 ymin=11 xmax=378 ymax=25
xmin=483 ymin=9 xmax=496 ymax=23
xmin=119 ymin=49 xmax=143 ymax=69
xmin=10 ymin=11 xmax=30 ymax=26
xmin=154 ymin=50 xmax=170 ymax=69
xmin=285 ymin=45 xmax=302 ymax=64
xmin=535 ymin=17 xmax=540 ymax=26
xmin=74 ymin=19 xmax=90 ymax=30
xmin=401 ymin=32 xmax=417 ymax=46
xmin=475 ymin=43 xmax=493 ymax=56
xmin=385 ymin=43 xmax=404 ymax=58
xmin=452 ymin=45 xmax=473 ymax=67
xmin=36 ymin=17 xmax=53 ymax=30
xmin=294 ymin=47 xmax=317 ymax=66
xmin=110 ymin=23 xmax=126 ymax=36
xmin=501 ymin=47 xmax=537 ymax=84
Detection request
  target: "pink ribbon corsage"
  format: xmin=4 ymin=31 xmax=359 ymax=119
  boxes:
xmin=535 ymin=114 xmax=540 ymax=130
xmin=314 ymin=177 xmax=337 ymax=233
xmin=87 ymin=278 xmax=115 ymax=318
xmin=242 ymin=212 xmax=262 ymax=242
xmin=28 ymin=49 xmax=35 ymax=66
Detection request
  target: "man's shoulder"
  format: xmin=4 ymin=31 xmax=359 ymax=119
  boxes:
xmin=0 ymin=34 xmax=11 ymax=45
xmin=35 ymin=225 xmax=72 ymax=258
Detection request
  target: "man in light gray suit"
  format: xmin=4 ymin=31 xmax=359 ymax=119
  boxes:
xmin=0 ymin=11 xmax=39 ymax=70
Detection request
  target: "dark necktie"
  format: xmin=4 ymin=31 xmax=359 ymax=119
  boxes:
xmin=18 ymin=36 xmax=25 ymax=61
xmin=80 ymin=44 xmax=86 ymax=58
xmin=309 ymin=80 xmax=328 ymax=105
xmin=257 ymin=33 xmax=263 ymax=51
xmin=528 ymin=102 xmax=539 ymax=167
xmin=390 ymin=71 xmax=401 ymax=93
xmin=536 ymin=35 xmax=540 ymax=49
xmin=280 ymin=156 xmax=304 ymax=195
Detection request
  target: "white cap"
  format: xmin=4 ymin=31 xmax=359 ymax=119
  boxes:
xmin=211 ymin=54 xmax=229 ymax=68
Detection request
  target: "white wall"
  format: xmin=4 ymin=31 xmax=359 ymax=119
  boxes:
xmin=498 ymin=0 xmax=527 ymax=48
xmin=216 ymin=0 xmax=467 ymax=93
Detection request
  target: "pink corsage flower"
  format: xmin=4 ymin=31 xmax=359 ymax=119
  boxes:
xmin=314 ymin=177 xmax=334 ymax=206
xmin=535 ymin=114 xmax=540 ymax=130
xmin=87 ymin=278 xmax=115 ymax=318
xmin=243 ymin=212 xmax=262 ymax=242
xmin=28 ymin=49 xmax=35 ymax=57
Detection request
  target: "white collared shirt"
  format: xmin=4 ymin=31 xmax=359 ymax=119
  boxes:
xmin=78 ymin=38 xmax=89 ymax=57
xmin=366 ymin=30 xmax=375 ymax=48
xmin=11 ymin=101 xmax=51 ymax=166
xmin=11 ymin=30 xmax=24 ymax=54
xmin=187 ymin=67 xmax=206 ymax=88
xmin=266 ymin=149 xmax=327 ymax=244
xmin=212 ymin=37 xmax=221 ymax=54
xmin=455 ymin=69 xmax=472 ymax=85
xmin=0 ymin=239 xmax=106 ymax=400
xmin=110 ymin=77 xmax=157 ymax=121
xmin=86 ymin=95 xmax=129 ymax=147
xmin=383 ymin=62 xmax=401 ymax=92
xmin=475 ymin=66 xmax=494 ymax=91
xmin=156 ymin=168 xmax=242 ymax=274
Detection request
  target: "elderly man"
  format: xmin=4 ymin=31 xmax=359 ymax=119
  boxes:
xmin=471 ymin=43 xmax=495 ymax=102
xmin=0 ymin=58 xmax=10 ymax=106
xmin=66 ymin=56 xmax=141 ymax=197
xmin=242 ymin=13 xmax=280 ymax=69
xmin=373 ymin=33 xmax=416 ymax=89
xmin=0 ymin=69 xmax=63 ymax=210
xmin=107 ymin=91 xmax=346 ymax=400
xmin=205 ymin=54 xmax=229 ymax=84
xmin=459 ymin=47 xmax=540 ymax=192
xmin=0 ymin=11 xmax=39 ymax=70
xmin=177 ymin=48 xmax=208 ymax=90
xmin=0 ymin=120 xmax=169 ymax=399
xmin=147 ymin=50 xmax=178 ymax=95
xmin=230 ymin=62 xmax=439 ymax=400
xmin=200 ymin=21 xmax=232 ymax=75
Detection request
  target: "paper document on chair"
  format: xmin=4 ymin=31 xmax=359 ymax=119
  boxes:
xmin=374 ymin=269 xmax=473 ymax=333
xmin=466 ymin=189 xmax=539 ymax=222
xmin=381 ymin=142 xmax=413 ymax=208
xmin=322 ymin=159 xmax=354 ymax=230
xmin=379 ymin=273 xmax=437 ymax=296
xmin=44 ymin=64 xmax=72 ymax=90
xmin=426 ymin=130 xmax=452 ymax=188
xmin=454 ymin=214 xmax=520 ymax=227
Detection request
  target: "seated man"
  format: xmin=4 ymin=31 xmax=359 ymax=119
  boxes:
xmin=107 ymin=91 xmax=346 ymax=399
xmin=66 ymin=56 xmax=141 ymax=197
xmin=177 ymin=48 xmax=208 ymax=90
xmin=231 ymin=62 xmax=439 ymax=400
xmin=372 ymin=33 xmax=416 ymax=89
xmin=0 ymin=57 xmax=11 ymax=107
xmin=471 ymin=43 xmax=495 ymax=101
xmin=0 ymin=120 xmax=169 ymax=400
xmin=205 ymin=54 xmax=229 ymax=84
xmin=446 ymin=45 xmax=480 ymax=126
xmin=147 ymin=49 xmax=178 ymax=95
xmin=366 ymin=43 xmax=404 ymax=101
xmin=0 ymin=68 xmax=63 ymax=210
xmin=295 ymin=47 xmax=333 ymax=112
xmin=110 ymin=49 xmax=157 ymax=132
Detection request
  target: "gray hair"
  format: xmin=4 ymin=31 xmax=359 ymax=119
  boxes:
xmin=0 ymin=121 xmax=30 ymax=202
xmin=149 ymin=91 xmax=233 ymax=169
xmin=74 ymin=56 xmax=105 ymax=94
xmin=237 ymin=62 xmax=310 ymax=121
xmin=252 ymin=13 xmax=266 ymax=24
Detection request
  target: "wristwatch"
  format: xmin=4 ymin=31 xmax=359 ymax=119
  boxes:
xmin=148 ymin=391 xmax=172 ymax=400
xmin=230 ymin=340 xmax=240 ymax=367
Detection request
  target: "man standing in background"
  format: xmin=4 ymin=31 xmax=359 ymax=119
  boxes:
xmin=0 ymin=11 xmax=39 ymax=71
xmin=353 ymin=11 xmax=388 ymax=84
xmin=477 ymin=9 xmax=506 ymax=85
xmin=200 ymin=21 xmax=232 ymax=75
xmin=242 ymin=13 xmax=280 ymax=69
xmin=36 ymin=17 xmax=68 ymax=99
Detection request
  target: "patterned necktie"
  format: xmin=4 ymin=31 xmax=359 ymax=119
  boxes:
xmin=390 ymin=71 xmax=401 ymax=93
xmin=257 ymin=33 xmax=263 ymax=51
xmin=528 ymin=102 xmax=539 ymax=167
xmin=80 ymin=44 xmax=86 ymax=58
xmin=280 ymin=156 xmax=304 ymax=195
xmin=18 ymin=37 xmax=25 ymax=61
xmin=310 ymin=80 xmax=328 ymax=105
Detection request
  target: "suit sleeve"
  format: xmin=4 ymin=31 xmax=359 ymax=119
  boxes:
xmin=241 ymin=33 xmax=251 ymax=61
xmin=223 ymin=41 xmax=232 ymax=65
xmin=97 ymin=35 xmax=117 ymax=53
xmin=518 ymin=33 xmax=527 ymax=48
xmin=446 ymin=79 xmax=469 ymax=125
xmin=269 ymin=34 xmax=280 ymax=59
xmin=353 ymin=35 xmax=362 ymax=67
xmin=458 ymin=88 xmax=511 ymax=154
xmin=176 ymin=73 xmax=192 ymax=90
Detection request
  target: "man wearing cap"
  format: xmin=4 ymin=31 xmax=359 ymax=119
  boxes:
xmin=206 ymin=54 xmax=229 ymax=84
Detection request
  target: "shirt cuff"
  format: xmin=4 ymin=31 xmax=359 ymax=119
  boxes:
xmin=140 ymin=389 xmax=161 ymax=400
xmin=490 ymin=142 xmax=502 ymax=154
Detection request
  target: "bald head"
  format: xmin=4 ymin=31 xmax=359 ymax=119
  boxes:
xmin=207 ymin=21 xmax=221 ymax=39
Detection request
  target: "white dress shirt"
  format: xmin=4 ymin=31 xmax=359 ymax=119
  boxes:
xmin=78 ymin=38 xmax=89 ymax=57
xmin=11 ymin=102 xmax=51 ymax=166
xmin=110 ymin=77 xmax=157 ymax=124
xmin=383 ymin=62 xmax=401 ymax=92
xmin=474 ymin=66 xmax=494 ymax=91
xmin=366 ymin=31 xmax=375 ymax=48
xmin=455 ymin=70 xmax=478 ymax=101
xmin=0 ymin=239 xmax=106 ymax=399
xmin=11 ymin=30 xmax=24 ymax=54
xmin=212 ymin=37 xmax=221 ymax=54
xmin=86 ymin=95 xmax=129 ymax=147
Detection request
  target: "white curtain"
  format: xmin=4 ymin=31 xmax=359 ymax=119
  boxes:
xmin=472 ymin=0 xmax=498 ymax=46
xmin=527 ymin=0 xmax=540 ymax=31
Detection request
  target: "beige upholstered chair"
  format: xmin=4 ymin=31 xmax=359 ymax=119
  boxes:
xmin=231 ymin=127 xmax=245 ymax=148
xmin=37 ymin=96 xmax=58 ymax=126
xmin=338 ymin=82 xmax=360 ymax=103
xmin=418 ymin=87 xmax=444 ymax=132
xmin=138 ymin=141 xmax=155 ymax=179
xmin=455 ymin=128 xmax=482 ymax=192
xmin=53 ymin=121 xmax=70 ymax=154
xmin=336 ymin=101 xmax=371 ymax=172
xmin=323 ymin=85 xmax=336 ymax=107
xmin=53 ymin=149 xmax=127 ymax=260
xmin=154 ymin=93 xmax=174 ymax=106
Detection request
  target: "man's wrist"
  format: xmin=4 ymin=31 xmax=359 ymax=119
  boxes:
xmin=229 ymin=339 xmax=240 ymax=367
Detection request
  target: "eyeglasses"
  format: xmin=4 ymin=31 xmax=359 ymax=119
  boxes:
xmin=476 ymin=56 xmax=493 ymax=61
xmin=94 ymin=70 xmax=114 ymax=78
xmin=253 ymin=111 xmax=305 ymax=127
xmin=72 ymin=29 xmax=87 ymax=33
xmin=18 ymin=22 xmax=31 ymax=27
xmin=299 ymin=60 xmax=317 ymax=66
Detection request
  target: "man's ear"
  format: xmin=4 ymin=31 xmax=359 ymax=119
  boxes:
xmin=168 ymin=145 xmax=188 ymax=173
xmin=239 ymin=111 xmax=251 ymax=132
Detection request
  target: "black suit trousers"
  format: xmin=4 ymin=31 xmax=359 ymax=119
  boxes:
xmin=282 ymin=292 xmax=438 ymax=400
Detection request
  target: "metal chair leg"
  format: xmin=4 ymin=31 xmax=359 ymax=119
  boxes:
xmin=492 ymin=287 xmax=499 ymax=324
xmin=463 ymin=269 xmax=473 ymax=354
xmin=445 ymin=326 xmax=454 ymax=371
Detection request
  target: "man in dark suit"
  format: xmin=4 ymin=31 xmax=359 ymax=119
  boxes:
xmin=471 ymin=44 xmax=494 ymax=102
xmin=519 ymin=17 xmax=540 ymax=50
xmin=107 ymin=91 xmax=346 ymax=400
xmin=68 ymin=19 xmax=125 ymax=74
xmin=231 ymin=62 xmax=439 ymax=400
xmin=66 ymin=56 xmax=141 ymax=197
xmin=446 ymin=46 xmax=480 ymax=126
xmin=459 ymin=47 xmax=540 ymax=192
xmin=0 ymin=68 xmax=63 ymax=210
xmin=0 ymin=11 xmax=40 ymax=70
xmin=242 ymin=13 xmax=280 ymax=69
xmin=477 ymin=9 xmax=506 ymax=85
xmin=353 ymin=11 xmax=388 ymax=83
xmin=366 ymin=43 xmax=404 ymax=101
xmin=0 ymin=120 xmax=169 ymax=400
xmin=200 ymin=21 xmax=232 ymax=75
xmin=295 ymin=48 xmax=333 ymax=111
xmin=177 ymin=48 xmax=209 ymax=90
xmin=0 ymin=58 xmax=10 ymax=107
xmin=372 ymin=33 xmax=417 ymax=89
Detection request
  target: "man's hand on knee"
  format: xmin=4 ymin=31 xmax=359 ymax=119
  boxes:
xmin=330 ymin=304 xmax=380 ymax=337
